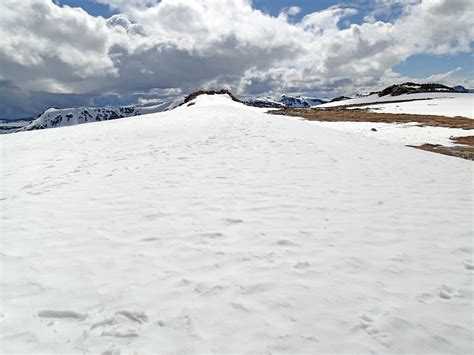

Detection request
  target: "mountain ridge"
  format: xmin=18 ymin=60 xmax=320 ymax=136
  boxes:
xmin=5 ymin=82 xmax=471 ymax=133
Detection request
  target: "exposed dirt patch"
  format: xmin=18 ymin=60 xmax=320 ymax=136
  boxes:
xmin=451 ymin=136 xmax=474 ymax=146
xmin=410 ymin=141 xmax=474 ymax=161
xmin=271 ymin=107 xmax=474 ymax=129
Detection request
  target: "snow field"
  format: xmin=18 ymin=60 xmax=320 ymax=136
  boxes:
xmin=1 ymin=95 xmax=472 ymax=353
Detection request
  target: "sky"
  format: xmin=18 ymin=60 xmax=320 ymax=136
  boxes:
xmin=0 ymin=0 xmax=473 ymax=119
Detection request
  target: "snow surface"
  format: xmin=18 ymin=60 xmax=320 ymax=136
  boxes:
xmin=304 ymin=121 xmax=473 ymax=147
xmin=320 ymin=92 xmax=474 ymax=118
xmin=354 ymin=95 xmax=473 ymax=119
xmin=1 ymin=94 xmax=473 ymax=353
xmin=300 ymin=93 xmax=473 ymax=145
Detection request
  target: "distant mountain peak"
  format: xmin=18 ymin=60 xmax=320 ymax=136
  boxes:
xmin=19 ymin=99 xmax=183 ymax=132
xmin=246 ymin=94 xmax=327 ymax=108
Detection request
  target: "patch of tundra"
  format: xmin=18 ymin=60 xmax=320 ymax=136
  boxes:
xmin=0 ymin=94 xmax=472 ymax=353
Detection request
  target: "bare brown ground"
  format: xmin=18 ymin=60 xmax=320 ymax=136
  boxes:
xmin=410 ymin=137 xmax=474 ymax=161
xmin=271 ymin=108 xmax=474 ymax=160
xmin=271 ymin=107 xmax=474 ymax=129
xmin=452 ymin=136 xmax=474 ymax=146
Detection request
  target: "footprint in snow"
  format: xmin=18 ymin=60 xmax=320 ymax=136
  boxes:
xmin=37 ymin=310 xmax=86 ymax=321
xmin=437 ymin=285 xmax=462 ymax=300
xmin=276 ymin=239 xmax=298 ymax=247
xmin=294 ymin=261 xmax=310 ymax=270
xmin=417 ymin=285 xmax=462 ymax=302
xmin=358 ymin=311 xmax=392 ymax=347
xmin=194 ymin=282 xmax=225 ymax=295
xmin=464 ymin=260 xmax=474 ymax=271
xmin=222 ymin=218 xmax=243 ymax=224
xmin=141 ymin=237 xmax=159 ymax=242
xmin=200 ymin=232 xmax=224 ymax=239
xmin=88 ymin=309 xmax=148 ymax=339
xmin=231 ymin=302 xmax=250 ymax=312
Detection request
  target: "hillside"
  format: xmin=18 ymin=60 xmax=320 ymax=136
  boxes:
xmin=1 ymin=94 xmax=472 ymax=353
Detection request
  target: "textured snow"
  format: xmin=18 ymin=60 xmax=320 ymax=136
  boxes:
xmin=1 ymin=94 xmax=472 ymax=353
xmin=304 ymin=121 xmax=473 ymax=146
xmin=354 ymin=95 xmax=474 ymax=119
xmin=320 ymin=92 xmax=474 ymax=118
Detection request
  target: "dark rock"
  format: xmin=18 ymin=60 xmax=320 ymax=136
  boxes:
xmin=330 ymin=96 xmax=352 ymax=103
xmin=377 ymin=82 xmax=455 ymax=97
xmin=183 ymin=89 xmax=242 ymax=104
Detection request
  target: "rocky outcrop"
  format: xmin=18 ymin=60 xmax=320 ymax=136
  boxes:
xmin=329 ymin=96 xmax=352 ymax=103
xmin=183 ymin=89 xmax=242 ymax=104
xmin=376 ymin=82 xmax=455 ymax=97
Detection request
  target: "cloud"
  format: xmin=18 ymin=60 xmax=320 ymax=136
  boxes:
xmin=284 ymin=6 xmax=302 ymax=17
xmin=0 ymin=0 xmax=472 ymax=118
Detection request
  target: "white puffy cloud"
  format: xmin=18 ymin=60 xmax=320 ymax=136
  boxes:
xmin=0 ymin=1 xmax=116 ymax=79
xmin=281 ymin=6 xmax=301 ymax=17
xmin=0 ymin=0 xmax=472 ymax=118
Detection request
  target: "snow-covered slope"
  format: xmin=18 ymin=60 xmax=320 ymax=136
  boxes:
xmin=19 ymin=98 xmax=183 ymax=131
xmin=319 ymin=92 xmax=474 ymax=118
xmin=356 ymin=94 xmax=473 ymax=118
xmin=305 ymin=121 xmax=473 ymax=147
xmin=1 ymin=94 xmax=472 ymax=353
